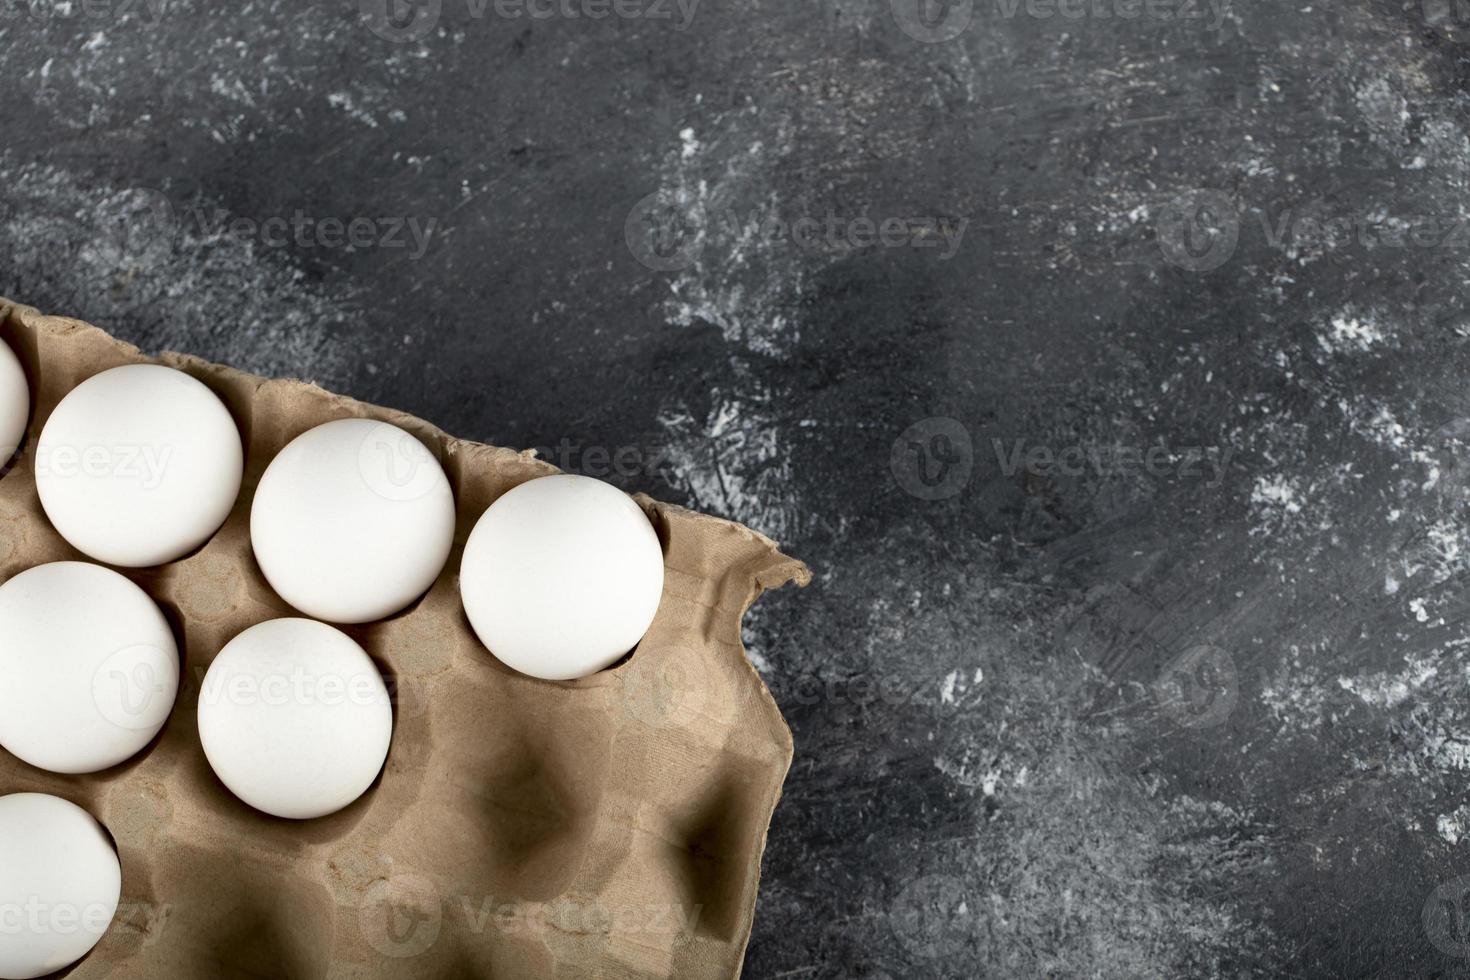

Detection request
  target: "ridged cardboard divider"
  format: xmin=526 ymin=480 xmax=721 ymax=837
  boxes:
xmin=0 ymin=299 xmax=810 ymax=980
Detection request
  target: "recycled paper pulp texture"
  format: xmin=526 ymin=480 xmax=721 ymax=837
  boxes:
xmin=0 ymin=298 xmax=810 ymax=980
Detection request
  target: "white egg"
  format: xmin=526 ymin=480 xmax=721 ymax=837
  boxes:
xmin=198 ymin=619 xmax=393 ymax=820
xmin=0 ymin=793 xmax=122 ymax=980
xmin=459 ymin=474 xmax=665 ymax=681
xmin=0 ymin=562 xmax=179 ymax=775
xmin=36 ymin=364 xmax=243 ymax=568
xmin=0 ymin=337 xmax=28 ymax=465
xmin=251 ymin=418 xmax=456 ymax=624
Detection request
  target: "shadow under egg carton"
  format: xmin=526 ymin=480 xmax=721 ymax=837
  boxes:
xmin=0 ymin=298 xmax=810 ymax=980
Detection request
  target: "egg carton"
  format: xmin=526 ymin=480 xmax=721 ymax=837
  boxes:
xmin=0 ymin=298 xmax=810 ymax=980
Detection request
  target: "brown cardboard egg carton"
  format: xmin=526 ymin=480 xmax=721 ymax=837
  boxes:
xmin=0 ymin=298 xmax=810 ymax=980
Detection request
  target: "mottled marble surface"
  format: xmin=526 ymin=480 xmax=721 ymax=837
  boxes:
xmin=5 ymin=1 xmax=1470 ymax=976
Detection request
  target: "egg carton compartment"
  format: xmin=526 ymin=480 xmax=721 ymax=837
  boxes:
xmin=0 ymin=298 xmax=810 ymax=980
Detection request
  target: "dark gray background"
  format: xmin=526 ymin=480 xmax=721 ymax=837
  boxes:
xmin=4 ymin=0 xmax=1470 ymax=976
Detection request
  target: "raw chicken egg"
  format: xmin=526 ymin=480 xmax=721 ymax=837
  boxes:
xmin=0 ymin=562 xmax=179 ymax=775
xmin=459 ymin=474 xmax=665 ymax=681
xmin=0 ymin=793 xmax=122 ymax=980
xmin=35 ymin=364 xmax=243 ymax=567
xmin=198 ymin=618 xmax=393 ymax=820
xmin=251 ymin=418 xmax=455 ymax=624
xmin=0 ymin=337 xmax=27 ymax=465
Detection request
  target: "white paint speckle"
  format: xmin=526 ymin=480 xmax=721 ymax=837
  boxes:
xmin=1251 ymin=475 xmax=1303 ymax=514
xmin=679 ymin=127 xmax=700 ymax=160
xmin=1319 ymin=313 xmax=1386 ymax=354
xmin=1439 ymin=805 xmax=1470 ymax=845
xmin=1410 ymin=597 xmax=1430 ymax=623
xmin=1338 ymin=654 xmax=1438 ymax=709
xmin=326 ymin=91 xmax=378 ymax=128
